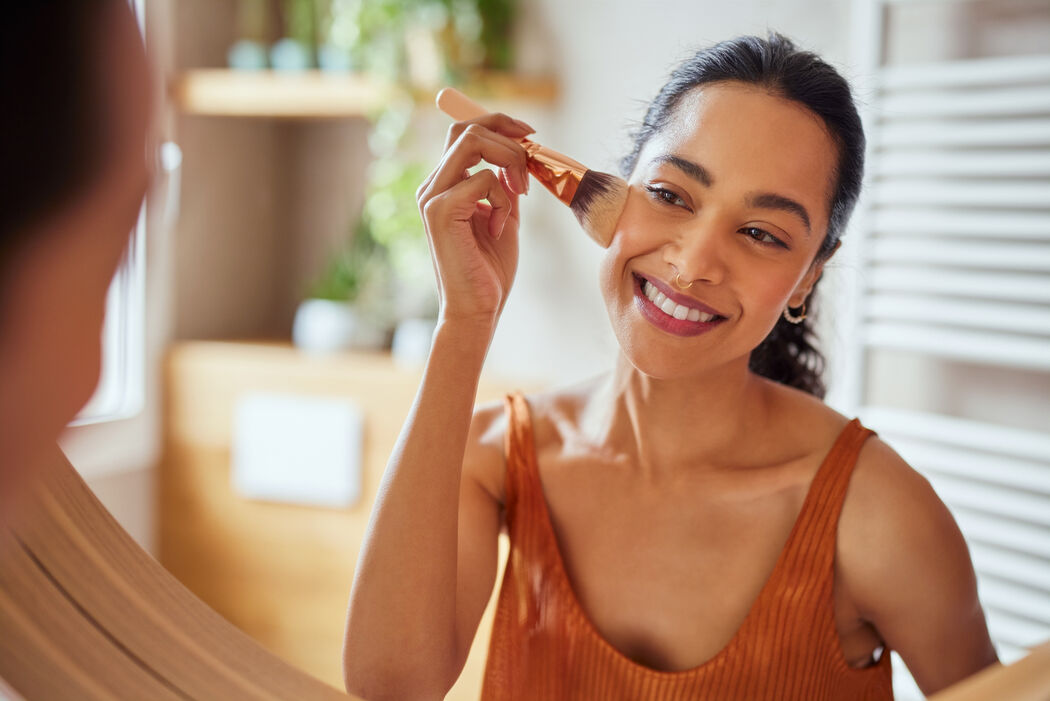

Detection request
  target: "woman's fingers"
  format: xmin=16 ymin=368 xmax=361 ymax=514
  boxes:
xmin=442 ymin=111 xmax=533 ymax=152
xmin=425 ymin=124 xmax=529 ymax=199
xmin=410 ymin=114 xmax=529 ymax=326
xmin=422 ymin=167 xmax=514 ymax=242
xmin=470 ymin=169 xmax=519 ymax=239
xmin=416 ymin=113 xmax=532 ymax=215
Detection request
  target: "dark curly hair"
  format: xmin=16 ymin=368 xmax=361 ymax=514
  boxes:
xmin=620 ymin=33 xmax=865 ymax=398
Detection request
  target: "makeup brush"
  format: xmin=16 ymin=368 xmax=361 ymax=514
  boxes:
xmin=436 ymin=87 xmax=627 ymax=248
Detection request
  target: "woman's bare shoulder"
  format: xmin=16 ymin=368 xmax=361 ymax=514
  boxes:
xmin=463 ymin=378 xmax=606 ymax=503
xmin=463 ymin=398 xmax=509 ymax=504
xmin=760 ymin=378 xmax=854 ymax=459
xmin=839 ymin=434 xmax=979 ymax=619
xmin=838 ymin=433 xmax=997 ymax=689
xmin=841 ymin=433 xmax=951 ymax=558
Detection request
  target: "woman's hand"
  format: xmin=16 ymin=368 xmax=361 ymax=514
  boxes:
xmin=416 ymin=113 xmax=533 ymax=331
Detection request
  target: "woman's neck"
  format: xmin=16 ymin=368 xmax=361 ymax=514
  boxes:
xmin=581 ymin=352 xmax=774 ymax=480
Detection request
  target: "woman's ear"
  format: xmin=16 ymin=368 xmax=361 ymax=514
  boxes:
xmin=789 ymin=239 xmax=841 ymax=307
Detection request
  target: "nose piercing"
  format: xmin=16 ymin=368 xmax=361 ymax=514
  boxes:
xmin=673 ymin=272 xmax=694 ymax=290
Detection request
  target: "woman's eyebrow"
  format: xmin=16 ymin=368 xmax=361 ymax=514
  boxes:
xmin=651 ymin=153 xmax=811 ymax=236
xmin=652 ymin=154 xmax=713 ymax=187
xmin=746 ymin=192 xmax=812 ymax=236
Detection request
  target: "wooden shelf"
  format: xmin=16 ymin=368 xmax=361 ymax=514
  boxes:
xmin=173 ymin=69 xmax=558 ymax=118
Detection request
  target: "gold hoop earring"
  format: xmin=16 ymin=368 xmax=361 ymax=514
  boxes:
xmin=673 ymin=272 xmax=693 ymax=290
xmin=783 ymin=302 xmax=807 ymax=324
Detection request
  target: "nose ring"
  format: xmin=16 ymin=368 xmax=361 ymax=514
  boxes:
xmin=673 ymin=272 xmax=694 ymax=290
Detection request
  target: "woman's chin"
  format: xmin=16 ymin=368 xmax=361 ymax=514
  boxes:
xmin=615 ymin=334 xmax=709 ymax=381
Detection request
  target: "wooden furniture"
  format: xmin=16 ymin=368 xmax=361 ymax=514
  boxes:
xmin=158 ymin=341 xmax=529 ymax=698
xmin=0 ymin=446 xmax=352 ymax=700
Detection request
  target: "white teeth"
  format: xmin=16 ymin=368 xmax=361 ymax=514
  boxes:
xmin=641 ymin=277 xmax=721 ymax=323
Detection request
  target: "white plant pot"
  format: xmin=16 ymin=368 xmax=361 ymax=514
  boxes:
xmin=391 ymin=318 xmax=437 ymax=368
xmin=292 ymin=299 xmax=385 ymax=354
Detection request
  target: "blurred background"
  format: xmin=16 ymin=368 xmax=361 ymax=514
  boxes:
xmin=57 ymin=0 xmax=1048 ymax=698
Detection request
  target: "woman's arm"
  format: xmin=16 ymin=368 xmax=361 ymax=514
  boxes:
xmin=343 ymin=330 xmax=504 ymax=700
xmin=343 ymin=111 xmax=532 ymax=700
xmin=838 ymin=437 xmax=999 ymax=696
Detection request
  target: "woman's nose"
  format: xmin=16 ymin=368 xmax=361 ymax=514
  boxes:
xmin=663 ymin=224 xmax=728 ymax=286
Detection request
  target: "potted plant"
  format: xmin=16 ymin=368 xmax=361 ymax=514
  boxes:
xmin=363 ymin=156 xmax=440 ymax=366
xmin=228 ymin=0 xmax=270 ymax=70
xmin=270 ymin=0 xmax=316 ymax=71
xmin=292 ymin=217 xmax=392 ymax=353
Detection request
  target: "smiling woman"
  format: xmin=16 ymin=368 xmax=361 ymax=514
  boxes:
xmin=615 ymin=34 xmax=864 ymax=399
xmin=343 ymin=33 xmax=999 ymax=701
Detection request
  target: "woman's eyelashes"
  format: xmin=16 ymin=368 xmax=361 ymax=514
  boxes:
xmin=741 ymin=226 xmax=789 ymax=249
xmin=644 ymin=184 xmax=690 ymax=210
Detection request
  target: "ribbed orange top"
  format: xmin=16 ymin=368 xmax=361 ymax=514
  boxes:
xmin=480 ymin=393 xmax=894 ymax=701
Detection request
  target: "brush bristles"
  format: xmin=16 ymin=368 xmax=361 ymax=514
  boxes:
xmin=569 ymin=170 xmax=629 ymax=248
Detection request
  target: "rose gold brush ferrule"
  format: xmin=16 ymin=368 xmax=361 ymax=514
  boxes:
xmin=522 ymin=142 xmax=586 ymax=207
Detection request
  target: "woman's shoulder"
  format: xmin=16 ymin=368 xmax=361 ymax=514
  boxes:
xmin=761 ymin=377 xmax=926 ymax=498
xmin=835 ymin=415 xmax=979 ymax=629
xmin=760 ymin=378 xmax=855 ymax=461
xmin=765 ymin=382 xmax=986 ymax=663
xmin=468 ymin=379 xmax=600 ymax=442
xmin=465 ymin=378 xmax=605 ymax=503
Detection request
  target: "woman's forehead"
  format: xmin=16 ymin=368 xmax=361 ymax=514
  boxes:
xmin=638 ymin=82 xmax=838 ymax=203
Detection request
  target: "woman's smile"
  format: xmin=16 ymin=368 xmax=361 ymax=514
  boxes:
xmin=632 ymin=273 xmax=728 ymax=337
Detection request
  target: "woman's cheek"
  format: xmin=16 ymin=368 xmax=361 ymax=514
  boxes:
xmin=749 ymin=269 xmax=801 ymax=329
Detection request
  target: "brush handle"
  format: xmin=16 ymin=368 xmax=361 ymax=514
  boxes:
xmin=434 ymin=87 xmax=588 ymax=175
xmin=435 ymin=87 xmax=488 ymax=121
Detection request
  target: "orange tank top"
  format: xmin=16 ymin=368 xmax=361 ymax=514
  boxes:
xmin=480 ymin=393 xmax=894 ymax=701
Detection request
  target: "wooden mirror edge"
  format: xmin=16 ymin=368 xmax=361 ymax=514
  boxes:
xmin=0 ymin=445 xmax=357 ymax=700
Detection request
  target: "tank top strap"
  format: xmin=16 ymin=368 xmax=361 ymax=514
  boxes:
xmin=778 ymin=418 xmax=878 ymax=580
xmin=502 ymin=392 xmax=540 ymax=522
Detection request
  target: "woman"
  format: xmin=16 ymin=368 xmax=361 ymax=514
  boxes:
xmin=343 ymin=34 xmax=998 ymax=700
xmin=0 ymin=1 xmax=150 ymax=526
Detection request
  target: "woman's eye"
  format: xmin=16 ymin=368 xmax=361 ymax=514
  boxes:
xmin=644 ymin=185 xmax=689 ymax=209
xmin=741 ymin=226 xmax=787 ymax=248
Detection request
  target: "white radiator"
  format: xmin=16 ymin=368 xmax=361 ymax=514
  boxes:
xmin=845 ymin=0 xmax=1050 ymax=697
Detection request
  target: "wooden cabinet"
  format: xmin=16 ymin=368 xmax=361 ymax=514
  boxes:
xmin=159 ymin=341 xmax=528 ymax=697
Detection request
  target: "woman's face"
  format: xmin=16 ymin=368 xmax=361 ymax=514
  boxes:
xmin=599 ymin=81 xmax=839 ymax=380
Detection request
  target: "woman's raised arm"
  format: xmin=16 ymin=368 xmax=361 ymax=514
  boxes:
xmin=342 ymin=112 xmax=532 ymax=700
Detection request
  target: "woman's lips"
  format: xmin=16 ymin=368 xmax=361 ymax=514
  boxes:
xmin=632 ymin=274 xmax=727 ymax=337
xmin=637 ymin=274 xmax=726 ymax=318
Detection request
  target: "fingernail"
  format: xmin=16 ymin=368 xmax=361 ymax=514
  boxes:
xmin=514 ymin=118 xmax=535 ymax=133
